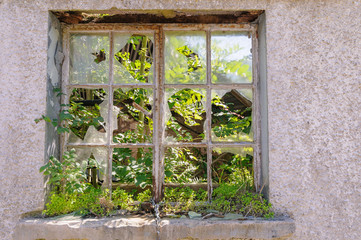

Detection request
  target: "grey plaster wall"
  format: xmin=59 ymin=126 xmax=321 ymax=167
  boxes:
xmin=0 ymin=1 xmax=360 ymax=240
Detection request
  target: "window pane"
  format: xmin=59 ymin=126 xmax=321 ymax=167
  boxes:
xmin=70 ymin=146 xmax=108 ymax=187
xmin=114 ymin=33 xmax=154 ymax=84
xmin=212 ymin=147 xmax=253 ymax=188
xmin=112 ymin=147 xmax=153 ymax=188
xmin=113 ymin=88 xmax=153 ymax=143
xmin=164 ymin=147 xmax=207 ymax=184
xmin=68 ymin=88 xmax=108 ymax=144
xmin=69 ymin=34 xmax=109 ymax=84
xmin=211 ymin=31 xmax=252 ymax=84
xmin=211 ymin=89 xmax=253 ymax=142
xmin=165 ymin=31 xmax=206 ymax=84
xmin=165 ymin=88 xmax=206 ymax=142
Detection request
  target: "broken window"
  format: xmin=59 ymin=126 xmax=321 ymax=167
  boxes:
xmin=62 ymin=23 xmax=259 ymax=203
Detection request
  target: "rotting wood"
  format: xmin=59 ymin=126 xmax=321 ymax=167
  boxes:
xmin=53 ymin=11 xmax=264 ymax=25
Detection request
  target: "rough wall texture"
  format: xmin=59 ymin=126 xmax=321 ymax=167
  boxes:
xmin=0 ymin=0 xmax=360 ymax=240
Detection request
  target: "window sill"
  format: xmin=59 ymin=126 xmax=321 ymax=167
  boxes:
xmin=14 ymin=215 xmax=295 ymax=240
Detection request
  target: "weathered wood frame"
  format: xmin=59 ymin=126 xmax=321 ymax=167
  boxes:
xmin=61 ymin=23 xmax=260 ymax=203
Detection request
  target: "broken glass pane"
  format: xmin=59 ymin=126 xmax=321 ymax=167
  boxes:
xmin=164 ymin=147 xmax=207 ymax=184
xmin=114 ymin=33 xmax=154 ymax=84
xmin=69 ymin=34 xmax=109 ymax=84
xmin=212 ymin=147 xmax=253 ymax=188
xmin=68 ymin=88 xmax=108 ymax=144
xmin=113 ymin=88 xmax=153 ymax=143
xmin=71 ymin=146 xmax=108 ymax=184
xmin=165 ymin=31 xmax=206 ymax=84
xmin=211 ymin=89 xmax=253 ymax=142
xmin=164 ymin=88 xmax=206 ymax=142
xmin=211 ymin=31 xmax=252 ymax=84
xmin=112 ymin=147 xmax=153 ymax=189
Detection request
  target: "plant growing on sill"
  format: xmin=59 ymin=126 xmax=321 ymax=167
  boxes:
xmin=37 ymin=33 xmax=273 ymax=219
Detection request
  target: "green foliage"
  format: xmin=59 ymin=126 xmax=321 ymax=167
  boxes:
xmin=114 ymin=35 xmax=152 ymax=83
xmin=211 ymin=37 xmax=252 ymax=83
xmin=212 ymin=152 xmax=254 ymax=186
xmin=43 ymin=187 xmax=115 ymax=218
xmin=112 ymin=188 xmax=135 ymax=210
xmin=136 ymin=189 xmax=152 ymax=202
xmin=38 ymin=32 xmax=270 ymax=219
xmin=68 ymin=88 xmax=106 ymax=139
xmin=164 ymin=35 xmax=206 ymax=84
xmin=177 ymin=45 xmax=202 ymax=73
xmin=43 ymin=192 xmax=78 ymax=217
xmin=112 ymin=148 xmax=153 ymax=188
xmin=167 ymin=89 xmax=205 ymax=129
xmin=212 ymin=95 xmax=252 ymax=139
xmin=164 ymin=148 xmax=207 ymax=183
xmin=163 ymin=187 xmax=208 ymax=214
xmin=39 ymin=149 xmax=88 ymax=194
xmin=210 ymin=183 xmax=273 ymax=218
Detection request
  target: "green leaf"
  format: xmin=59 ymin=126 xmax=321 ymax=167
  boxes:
xmin=43 ymin=115 xmax=51 ymax=123
xmin=39 ymin=164 xmax=48 ymax=173
xmin=56 ymin=127 xmax=70 ymax=134
xmin=135 ymin=174 xmax=147 ymax=187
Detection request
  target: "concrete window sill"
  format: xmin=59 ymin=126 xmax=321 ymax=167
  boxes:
xmin=14 ymin=215 xmax=295 ymax=240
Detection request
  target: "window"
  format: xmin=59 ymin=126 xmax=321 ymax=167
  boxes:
xmin=61 ymin=23 xmax=261 ymax=203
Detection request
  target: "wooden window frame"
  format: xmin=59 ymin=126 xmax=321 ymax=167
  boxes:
xmin=61 ymin=23 xmax=261 ymax=203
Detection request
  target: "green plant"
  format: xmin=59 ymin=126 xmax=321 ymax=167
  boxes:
xmin=210 ymin=183 xmax=273 ymax=218
xmin=112 ymin=187 xmax=135 ymax=210
xmin=89 ymin=196 xmax=114 ymax=217
xmin=38 ymin=30 xmax=267 ymax=219
xmin=136 ymin=189 xmax=152 ymax=202
xmin=39 ymin=149 xmax=88 ymax=194
xmin=42 ymin=192 xmax=78 ymax=217
xmin=162 ymin=187 xmax=207 ymax=214
xmin=43 ymin=186 xmax=117 ymax=218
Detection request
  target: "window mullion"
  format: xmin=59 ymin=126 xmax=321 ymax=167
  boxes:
xmin=105 ymin=31 xmax=114 ymax=191
xmin=60 ymin=28 xmax=71 ymax=161
xmin=251 ymin=24 xmax=261 ymax=192
xmin=206 ymin=28 xmax=213 ymax=201
xmin=153 ymin=26 xmax=164 ymax=203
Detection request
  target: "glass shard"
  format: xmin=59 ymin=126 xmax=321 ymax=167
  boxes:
xmin=68 ymin=88 xmax=109 ymax=143
xmin=211 ymin=89 xmax=253 ymax=142
xmin=164 ymin=88 xmax=206 ymax=142
xmin=113 ymin=88 xmax=153 ymax=143
xmin=69 ymin=34 xmax=109 ymax=84
xmin=71 ymin=147 xmax=108 ymax=183
xmin=114 ymin=33 xmax=154 ymax=84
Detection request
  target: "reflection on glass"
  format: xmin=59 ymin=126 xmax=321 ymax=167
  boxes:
xmin=164 ymin=147 xmax=207 ymax=183
xmin=211 ymin=89 xmax=253 ymax=142
xmin=211 ymin=31 xmax=252 ymax=83
xmin=212 ymin=147 xmax=253 ymax=188
xmin=70 ymin=34 xmax=109 ymax=84
xmin=113 ymin=88 xmax=153 ymax=143
xmin=165 ymin=31 xmax=206 ymax=84
xmin=114 ymin=34 xmax=154 ymax=84
xmin=165 ymin=88 xmax=206 ymax=142
xmin=112 ymin=147 xmax=153 ymax=188
xmin=68 ymin=88 xmax=108 ymax=143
